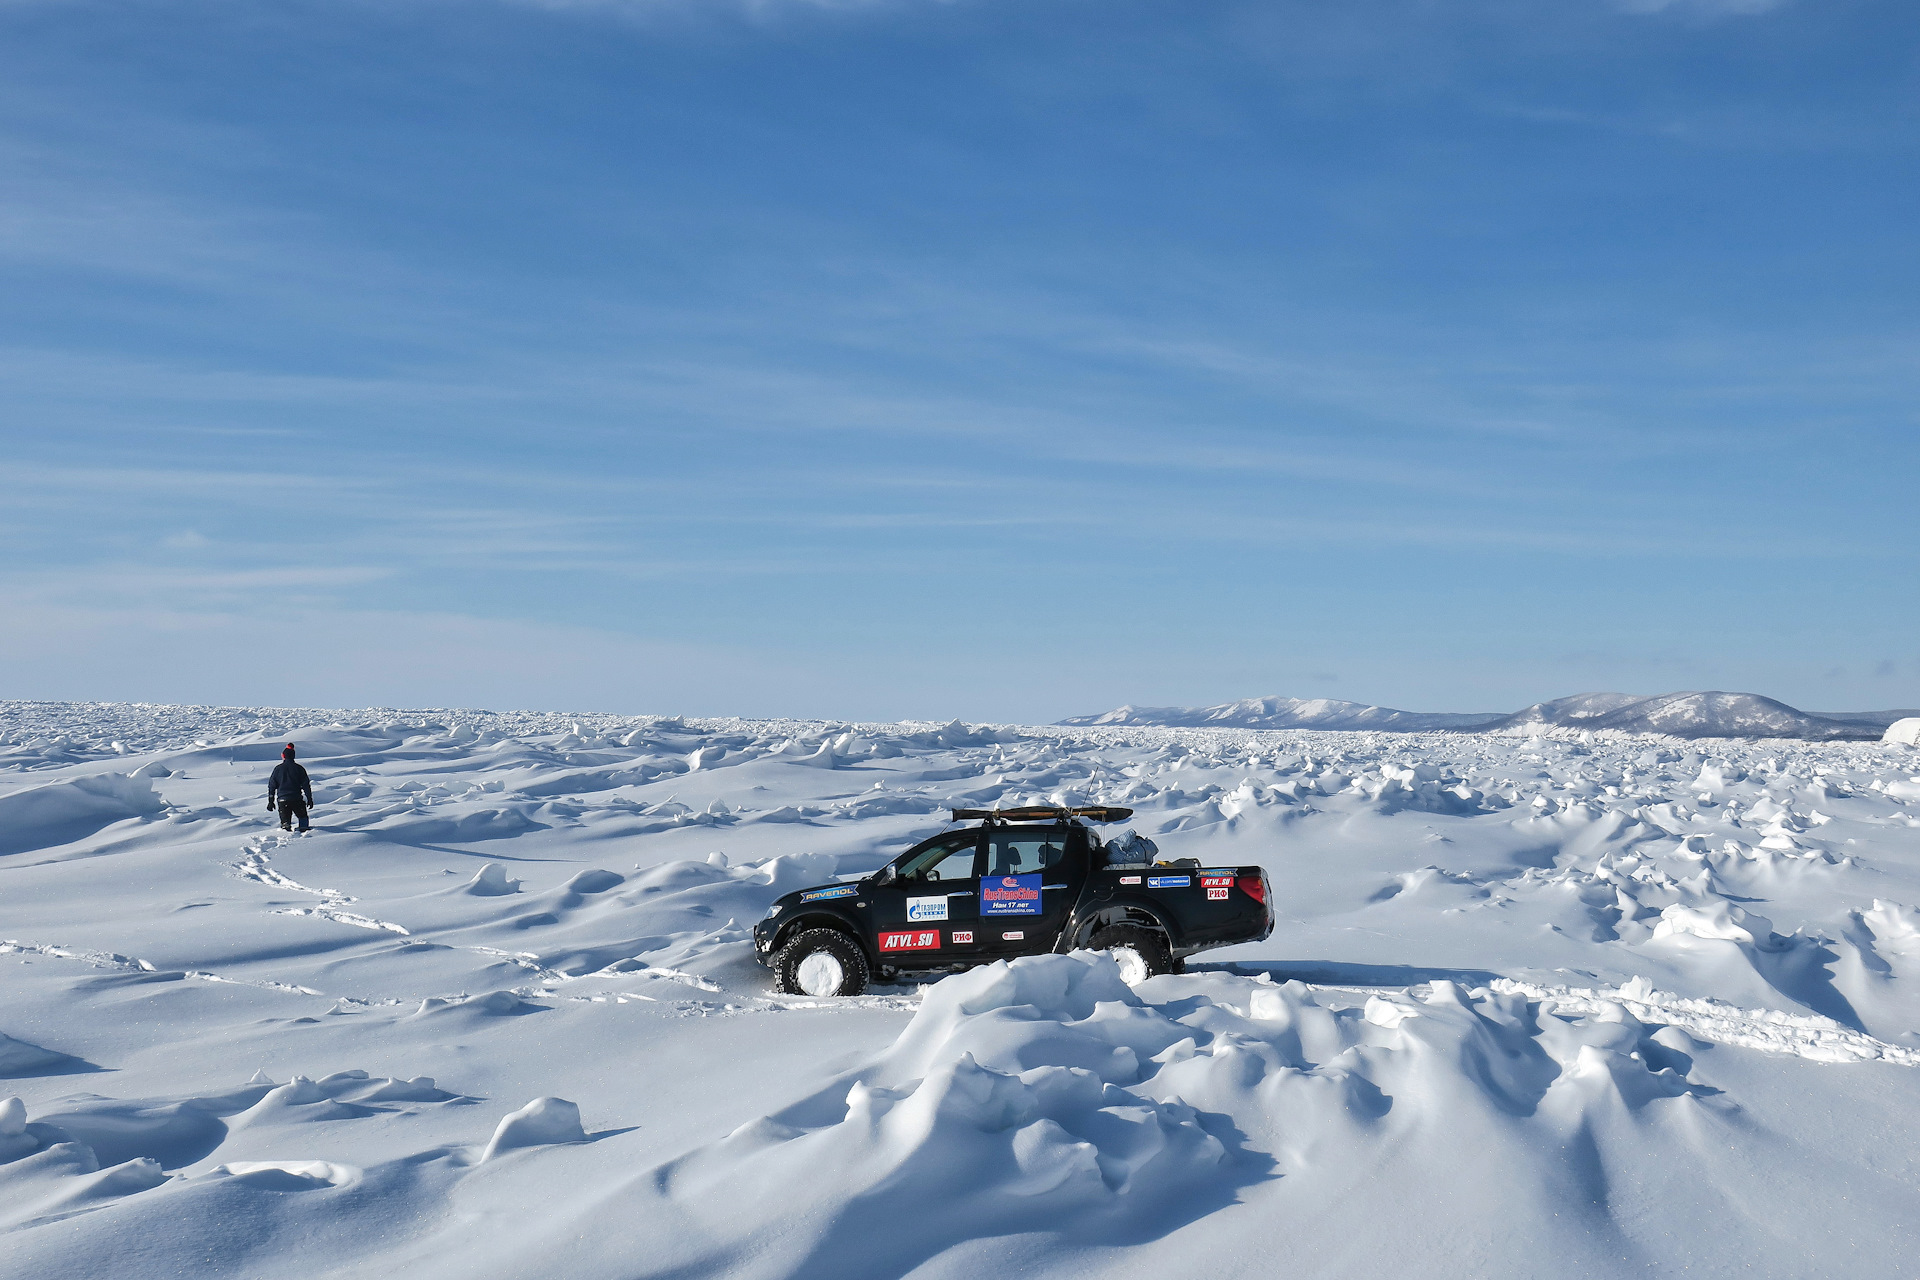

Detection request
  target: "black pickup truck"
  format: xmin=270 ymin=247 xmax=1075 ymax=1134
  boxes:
xmin=752 ymin=805 xmax=1273 ymax=997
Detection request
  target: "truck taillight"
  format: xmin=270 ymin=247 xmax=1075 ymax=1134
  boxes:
xmin=1237 ymin=874 xmax=1265 ymax=905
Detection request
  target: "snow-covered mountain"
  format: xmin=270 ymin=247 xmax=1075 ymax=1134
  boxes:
xmin=1481 ymin=691 xmax=1883 ymax=740
xmin=1063 ymin=690 xmax=1905 ymax=740
xmin=1058 ymin=696 xmax=1498 ymax=732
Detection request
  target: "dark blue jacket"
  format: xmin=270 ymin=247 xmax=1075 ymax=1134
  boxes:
xmin=269 ymin=761 xmax=312 ymax=805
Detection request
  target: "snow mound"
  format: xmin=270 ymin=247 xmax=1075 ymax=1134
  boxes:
xmin=1652 ymin=900 xmax=1775 ymax=946
xmin=1885 ymin=717 xmax=1920 ymax=746
xmin=482 ymin=1097 xmax=586 ymax=1160
xmin=618 ymin=954 xmax=1745 ymax=1276
xmin=641 ymin=956 xmax=1234 ymax=1274
xmin=206 ymin=1159 xmax=361 ymax=1189
xmin=0 ymin=1031 xmax=87 ymax=1078
xmin=0 ymin=771 xmax=166 ymax=856
xmin=461 ymin=863 xmax=521 ymax=895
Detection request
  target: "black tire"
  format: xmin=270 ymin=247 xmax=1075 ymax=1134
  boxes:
xmin=1088 ymin=924 xmax=1173 ymax=983
xmin=775 ymin=928 xmax=870 ymax=997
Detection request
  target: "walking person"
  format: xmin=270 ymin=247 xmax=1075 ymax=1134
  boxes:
xmin=268 ymin=743 xmax=315 ymax=833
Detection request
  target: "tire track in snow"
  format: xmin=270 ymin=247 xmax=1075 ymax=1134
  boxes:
xmin=1492 ymin=976 xmax=1920 ymax=1066
xmin=230 ymin=836 xmax=411 ymax=935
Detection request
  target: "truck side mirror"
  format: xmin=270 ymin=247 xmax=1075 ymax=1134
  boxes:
xmin=872 ymin=866 xmax=897 ymax=886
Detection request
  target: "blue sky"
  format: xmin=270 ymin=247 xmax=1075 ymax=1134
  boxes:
xmin=2 ymin=0 xmax=1916 ymax=722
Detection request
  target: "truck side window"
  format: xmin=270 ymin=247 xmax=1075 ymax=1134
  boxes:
xmin=900 ymin=835 xmax=980 ymax=882
xmin=985 ymin=834 xmax=1064 ymax=877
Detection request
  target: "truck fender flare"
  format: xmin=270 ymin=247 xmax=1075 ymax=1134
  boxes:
xmin=1062 ymin=898 xmax=1180 ymax=952
xmin=772 ymin=911 xmax=871 ymax=961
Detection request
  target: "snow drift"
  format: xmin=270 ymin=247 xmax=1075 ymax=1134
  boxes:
xmin=7 ymin=700 xmax=1920 ymax=1279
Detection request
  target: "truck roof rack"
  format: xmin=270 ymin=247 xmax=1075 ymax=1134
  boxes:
xmin=950 ymin=805 xmax=1134 ymax=825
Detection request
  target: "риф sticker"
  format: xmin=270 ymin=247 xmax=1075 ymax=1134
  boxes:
xmin=906 ymin=896 xmax=949 ymax=922
xmin=981 ymin=873 xmax=1042 ymax=916
xmin=800 ymin=885 xmax=858 ymax=903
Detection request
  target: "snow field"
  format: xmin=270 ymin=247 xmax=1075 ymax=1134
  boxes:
xmin=3 ymin=702 xmax=1920 ymax=1277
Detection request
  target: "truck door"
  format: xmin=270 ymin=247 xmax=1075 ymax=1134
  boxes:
xmin=978 ymin=826 xmax=1087 ymax=956
xmin=870 ymin=832 xmax=984 ymax=965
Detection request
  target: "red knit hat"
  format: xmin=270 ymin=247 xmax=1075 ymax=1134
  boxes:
xmin=283 ymin=744 xmax=296 ymax=758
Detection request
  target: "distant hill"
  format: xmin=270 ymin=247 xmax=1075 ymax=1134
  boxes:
xmin=1479 ymin=692 xmax=1884 ymax=740
xmin=1060 ymin=691 xmax=1912 ymax=741
xmin=1058 ymin=696 xmax=1498 ymax=733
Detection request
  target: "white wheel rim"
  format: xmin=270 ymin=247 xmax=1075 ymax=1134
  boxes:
xmin=796 ymin=952 xmax=845 ymax=997
xmin=1110 ymin=946 xmax=1149 ymax=985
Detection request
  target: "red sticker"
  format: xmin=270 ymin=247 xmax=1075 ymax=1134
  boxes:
xmin=1201 ymin=876 xmax=1234 ymax=889
xmin=1206 ymin=887 xmax=1230 ymax=900
xmin=1119 ymin=876 xmax=1141 ymax=885
xmin=1001 ymin=930 xmax=1024 ymax=941
xmin=950 ymin=931 xmax=974 ymax=944
xmin=880 ymin=930 xmax=941 ymax=952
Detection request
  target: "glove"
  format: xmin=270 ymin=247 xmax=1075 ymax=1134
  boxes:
xmin=267 ymin=798 xmax=275 ymax=810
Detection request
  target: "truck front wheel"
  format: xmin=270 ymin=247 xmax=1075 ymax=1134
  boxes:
xmin=776 ymin=928 xmax=871 ymax=997
xmin=1089 ymin=924 xmax=1172 ymax=984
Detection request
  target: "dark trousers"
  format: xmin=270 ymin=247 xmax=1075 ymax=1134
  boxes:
xmin=277 ymin=798 xmax=310 ymax=831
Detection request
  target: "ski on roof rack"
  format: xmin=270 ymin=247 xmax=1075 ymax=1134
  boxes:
xmin=950 ymin=805 xmax=1135 ymax=824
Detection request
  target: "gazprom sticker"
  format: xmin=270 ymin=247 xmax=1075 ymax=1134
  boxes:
xmin=800 ymin=885 xmax=857 ymax=902
xmin=981 ymin=873 xmax=1042 ymax=916
xmin=1147 ymin=875 xmax=1191 ymax=889
xmin=906 ymin=896 xmax=949 ymax=922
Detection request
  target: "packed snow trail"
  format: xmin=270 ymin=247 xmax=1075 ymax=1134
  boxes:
xmin=1493 ymin=977 xmax=1920 ymax=1066
xmin=233 ymin=836 xmax=413 ymax=936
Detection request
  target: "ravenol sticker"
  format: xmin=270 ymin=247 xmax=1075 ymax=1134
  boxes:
xmin=906 ymin=896 xmax=949 ymax=922
xmin=1200 ymin=875 xmax=1234 ymax=889
xmin=1118 ymin=875 xmax=1142 ymax=885
xmin=1147 ymin=875 xmax=1192 ymax=889
xmin=1206 ymin=887 xmax=1230 ymax=901
xmin=879 ymin=930 xmax=941 ymax=952
xmin=950 ymin=930 xmax=975 ymax=944
xmin=981 ymin=873 xmax=1042 ymax=916
xmin=800 ymin=884 xmax=857 ymax=903
xmin=1001 ymin=930 xmax=1024 ymax=941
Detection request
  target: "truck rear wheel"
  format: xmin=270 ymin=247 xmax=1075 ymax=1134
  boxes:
xmin=776 ymin=928 xmax=870 ymax=997
xmin=1089 ymin=924 xmax=1172 ymax=984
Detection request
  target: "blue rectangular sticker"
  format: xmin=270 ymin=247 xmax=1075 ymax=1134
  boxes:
xmin=800 ymin=885 xmax=858 ymax=902
xmin=1147 ymin=875 xmax=1191 ymax=889
xmin=981 ymin=873 xmax=1043 ymax=916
